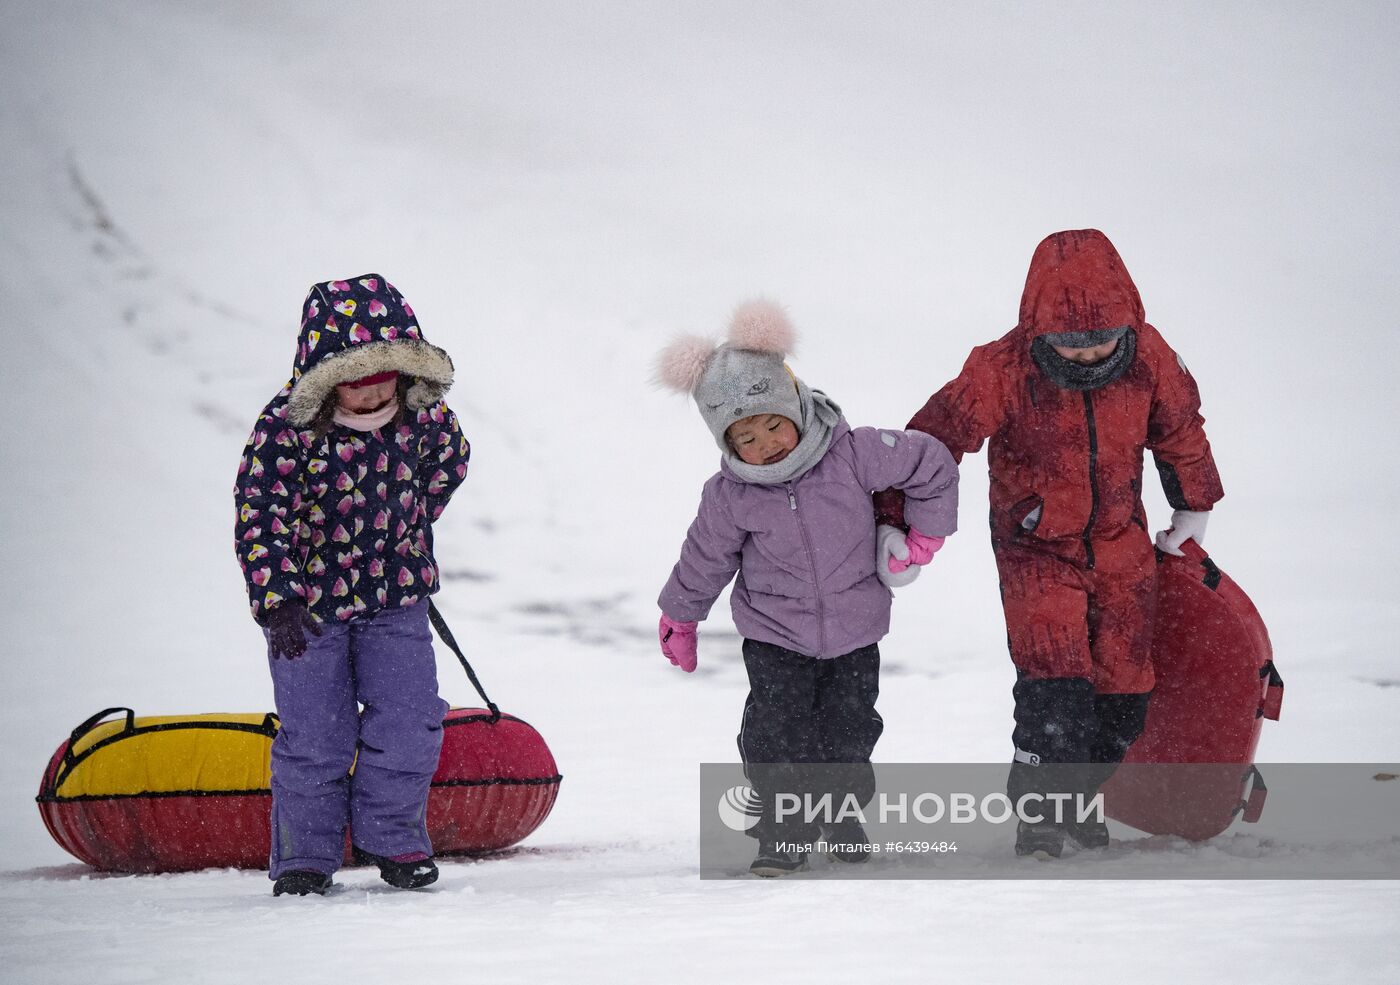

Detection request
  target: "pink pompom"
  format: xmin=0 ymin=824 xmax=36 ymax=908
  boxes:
xmin=654 ymin=334 xmax=717 ymax=393
xmin=727 ymin=299 xmax=795 ymax=356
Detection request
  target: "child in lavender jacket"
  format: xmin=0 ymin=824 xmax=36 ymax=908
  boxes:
xmin=654 ymin=300 xmax=959 ymax=876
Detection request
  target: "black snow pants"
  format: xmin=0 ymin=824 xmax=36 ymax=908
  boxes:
xmin=1007 ymin=675 xmax=1150 ymax=820
xmin=737 ymin=639 xmax=883 ymax=842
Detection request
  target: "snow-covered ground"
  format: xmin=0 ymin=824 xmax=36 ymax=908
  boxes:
xmin=2 ymin=3 xmax=1397 ymax=982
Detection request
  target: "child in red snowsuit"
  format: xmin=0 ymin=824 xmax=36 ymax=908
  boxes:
xmin=878 ymin=229 xmax=1223 ymax=857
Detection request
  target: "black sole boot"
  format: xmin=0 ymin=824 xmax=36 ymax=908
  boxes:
xmin=1064 ymin=816 xmax=1110 ymax=849
xmin=750 ymin=841 xmax=809 ymax=877
xmin=273 ymin=870 xmax=333 ymax=896
xmin=819 ymin=822 xmax=873 ymax=864
xmin=352 ymin=846 xmax=440 ymax=889
xmin=1015 ymin=821 xmax=1065 ymax=859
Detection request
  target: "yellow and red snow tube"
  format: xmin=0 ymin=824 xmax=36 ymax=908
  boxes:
xmin=37 ymin=707 xmax=561 ymax=873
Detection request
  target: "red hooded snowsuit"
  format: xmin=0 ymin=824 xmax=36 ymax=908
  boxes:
xmin=886 ymin=229 xmax=1222 ymax=694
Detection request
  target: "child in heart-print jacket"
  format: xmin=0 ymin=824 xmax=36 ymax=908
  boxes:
xmin=233 ymin=274 xmax=468 ymax=897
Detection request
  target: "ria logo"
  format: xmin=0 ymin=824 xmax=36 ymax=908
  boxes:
xmin=717 ymin=784 xmax=763 ymax=832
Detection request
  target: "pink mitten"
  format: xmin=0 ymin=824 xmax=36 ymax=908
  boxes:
xmin=888 ymin=527 xmax=946 ymax=572
xmin=658 ymin=614 xmax=699 ymax=673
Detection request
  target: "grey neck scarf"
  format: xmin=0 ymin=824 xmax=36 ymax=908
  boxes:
xmin=723 ymin=379 xmax=841 ymax=485
xmin=1030 ymin=329 xmax=1137 ymax=392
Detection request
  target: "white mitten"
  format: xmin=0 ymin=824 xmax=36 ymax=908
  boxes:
xmin=1155 ymin=509 xmax=1210 ymax=556
xmin=876 ymin=524 xmax=921 ymax=588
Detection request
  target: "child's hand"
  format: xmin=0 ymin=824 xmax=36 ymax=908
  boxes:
xmin=903 ymin=528 xmax=946 ymax=566
xmin=877 ymin=525 xmax=946 ymax=588
xmin=658 ymin=614 xmax=699 ymax=672
xmin=1154 ymin=509 xmax=1209 ymax=556
xmin=876 ymin=525 xmax=920 ymax=587
xmin=267 ymin=603 xmax=324 ymax=659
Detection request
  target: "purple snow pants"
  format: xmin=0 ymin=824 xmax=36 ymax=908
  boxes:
xmin=265 ymin=600 xmax=449 ymax=879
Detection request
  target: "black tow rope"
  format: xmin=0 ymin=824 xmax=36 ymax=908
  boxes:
xmin=427 ymin=599 xmax=500 ymax=722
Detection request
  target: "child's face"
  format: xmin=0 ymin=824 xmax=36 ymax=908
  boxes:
xmin=1050 ymin=337 xmax=1120 ymax=365
xmin=335 ymin=379 xmax=398 ymax=414
xmin=726 ymin=414 xmax=800 ymax=466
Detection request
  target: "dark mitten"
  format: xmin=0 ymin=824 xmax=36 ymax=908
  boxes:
xmin=266 ymin=603 xmax=323 ymax=658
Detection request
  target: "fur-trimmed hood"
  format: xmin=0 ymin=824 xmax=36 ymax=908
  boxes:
xmin=287 ymin=274 xmax=454 ymax=426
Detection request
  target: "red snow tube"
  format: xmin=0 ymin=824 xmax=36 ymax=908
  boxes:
xmin=1102 ymin=539 xmax=1283 ymax=840
xmin=37 ymin=707 xmax=561 ymax=873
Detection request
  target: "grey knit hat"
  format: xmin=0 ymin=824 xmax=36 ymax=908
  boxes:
xmin=693 ymin=347 xmax=802 ymax=449
xmin=655 ymin=299 xmax=803 ymax=452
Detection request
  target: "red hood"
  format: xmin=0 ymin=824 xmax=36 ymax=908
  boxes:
xmin=1016 ymin=229 xmax=1145 ymax=340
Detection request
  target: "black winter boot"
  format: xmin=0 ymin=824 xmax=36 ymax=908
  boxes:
xmin=750 ymin=840 xmax=809 ymax=877
xmin=819 ymin=820 xmax=872 ymax=864
xmin=1064 ymin=816 xmax=1110 ymax=849
xmin=1015 ymin=820 xmax=1065 ymax=859
xmin=352 ymin=846 xmax=440 ymax=889
xmin=272 ymin=869 xmax=332 ymax=896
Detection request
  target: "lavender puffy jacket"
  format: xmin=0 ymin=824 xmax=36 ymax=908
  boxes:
xmin=659 ymin=420 xmax=959 ymax=658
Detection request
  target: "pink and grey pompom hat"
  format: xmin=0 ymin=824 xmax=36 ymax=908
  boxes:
xmin=654 ymin=300 xmax=803 ymax=451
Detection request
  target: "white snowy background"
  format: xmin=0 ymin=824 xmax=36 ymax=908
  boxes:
xmin=2 ymin=1 xmax=1398 ymax=982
